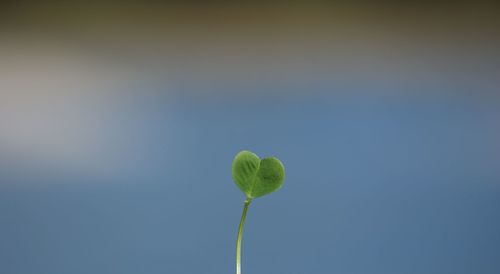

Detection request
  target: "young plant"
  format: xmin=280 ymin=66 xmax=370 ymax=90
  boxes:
xmin=232 ymin=150 xmax=285 ymax=274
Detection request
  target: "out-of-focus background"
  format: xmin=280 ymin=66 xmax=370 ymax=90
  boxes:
xmin=1 ymin=1 xmax=499 ymax=274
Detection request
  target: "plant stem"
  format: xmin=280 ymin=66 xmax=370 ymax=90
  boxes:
xmin=236 ymin=198 xmax=252 ymax=274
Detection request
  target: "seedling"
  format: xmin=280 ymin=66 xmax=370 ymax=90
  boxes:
xmin=232 ymin=150 xmax=285 ymax=274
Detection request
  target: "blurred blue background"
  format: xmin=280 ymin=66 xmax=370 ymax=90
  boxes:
xmin=1 ymin=2 xmax=499 ymax=274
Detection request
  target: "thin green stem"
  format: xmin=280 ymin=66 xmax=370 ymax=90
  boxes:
xmin=236 ymin=198 xmax=252 ymax=274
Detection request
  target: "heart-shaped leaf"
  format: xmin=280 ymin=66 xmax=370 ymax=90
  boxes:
xmin=232 ymin=150 xmax=285 ymax=199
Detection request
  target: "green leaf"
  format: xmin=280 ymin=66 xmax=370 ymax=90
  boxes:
xmin=232 ymin=150 xmax=285 ymax=199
